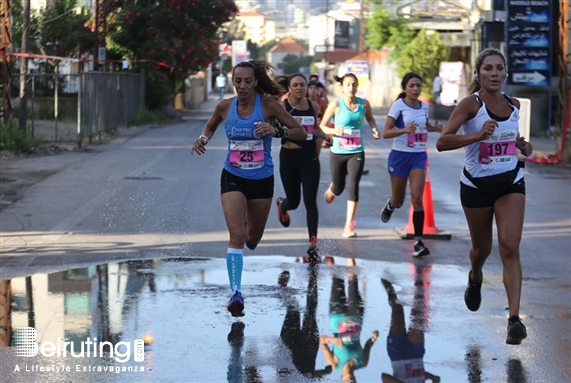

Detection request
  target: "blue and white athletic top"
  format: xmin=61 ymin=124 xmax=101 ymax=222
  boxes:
xmin=387 ymin=98 xmax=429 ymax=153
xmin=460 ymin=92 xmax=523 ymax=187
xmin=224 ymin=93 xmax=273 ymax=180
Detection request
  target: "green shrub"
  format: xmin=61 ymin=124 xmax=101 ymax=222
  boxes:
xmin=0 ymin=122 xmax=35 ymax=154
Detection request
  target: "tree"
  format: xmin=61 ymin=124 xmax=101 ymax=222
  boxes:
xmin=282 ymin=54 xmax=313 ymax=75
xmin=108 ymin=1 xmax=237 ymax=74
xmin=221 ymin=19 xmax=246 ymax=44
xmin=365 ymin=4 xmax=416 ymax=62
xmin=11 ymin=0 xmax=92 ymax=72
xmin=256 ymin=40 xmax=278 ymax=61
xmin=37 ymin=0 xmax=95 ymax=66
xmin=107 ymin=0 xmax=238 ymax=108
xmin=396 ymin=30 xmax=450 ymax=96
xmin=364 ymin=1 xmax=450 ymax=96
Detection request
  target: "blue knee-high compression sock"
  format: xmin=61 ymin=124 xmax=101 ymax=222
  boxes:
xmin=226 ymin=248 xmax=243 ymax=292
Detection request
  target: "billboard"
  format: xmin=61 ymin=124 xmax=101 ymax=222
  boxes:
xmin=505 ymin=0 xmax=551 ymax=86
xmin=334 ymin=21 xmax=350 ymax=49
xmin=231 ymin=40 xmax=248 ymax=67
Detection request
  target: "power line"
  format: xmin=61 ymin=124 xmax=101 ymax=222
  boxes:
xmin=42 ymin=7 xmax=75 ymax=25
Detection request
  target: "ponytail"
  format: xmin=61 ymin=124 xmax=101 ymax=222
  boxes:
xmin=467 ymin=78 xmax=481 ymax=94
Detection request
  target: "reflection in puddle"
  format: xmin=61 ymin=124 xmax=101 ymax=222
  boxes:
xmin=0 ymin=256 xmax=539 ymax=382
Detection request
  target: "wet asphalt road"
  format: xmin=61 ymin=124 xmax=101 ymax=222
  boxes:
xmin=1 ymin=113 xmax=570 ymax=382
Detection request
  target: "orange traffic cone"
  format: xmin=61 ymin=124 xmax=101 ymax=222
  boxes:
xmin=394 ymin=157 xmax=451 ymax=240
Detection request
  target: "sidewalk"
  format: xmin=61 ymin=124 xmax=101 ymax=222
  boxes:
xmin=0 ymin=125 xmax=156 ymax=209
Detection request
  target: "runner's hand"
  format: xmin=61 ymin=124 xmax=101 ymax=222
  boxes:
xmin=372 ymin=127 xmax=381 ymax=139
xmin=517 ymin=136 xmax=533 ymax=157
xmin=478 ymin=119 xmax=497 ymax=141
xmin=335 ymin=125 xmax=345 ymax=136
xmin=371 ymin=331 xmax=379 ymax=342
xmin=191 ymin=136 xmax=208 ymax=155
xmin=403 ymin=121 xmax=417 ymax=134
xmin=254 ymin=122 xmax=276 ymax=137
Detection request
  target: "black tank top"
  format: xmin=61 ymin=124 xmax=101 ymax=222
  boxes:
xmin=282 ymin=98 xmax=317 ymax=151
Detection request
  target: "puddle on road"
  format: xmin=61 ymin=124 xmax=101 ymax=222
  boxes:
xmin=0 ymin=256 xmax=552 ymax=382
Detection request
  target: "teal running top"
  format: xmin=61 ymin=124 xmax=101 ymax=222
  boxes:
xmin=330 ymin=313 xmax=364 ymax=370
xmin=330 ymin=97 xmax=365 ymax=155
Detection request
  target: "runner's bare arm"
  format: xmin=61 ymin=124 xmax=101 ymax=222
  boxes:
xmin=191 ymin=100 xmax=229 ymax=155
xmin=436 ymin=96 xmax=485 ymax=151
xmin=319 ymin=98 xmax=339 ymax=135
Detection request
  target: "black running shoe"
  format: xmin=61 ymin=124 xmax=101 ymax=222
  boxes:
xmin=412 ymin=240 xmax=430 ymax=257
xmin=506 ymin=316 xmax=527 ymax=345
xmin=380 ymin=198 xmax=394 ymax=223
xmin=464 ymin=271 xmax=482 ymax=312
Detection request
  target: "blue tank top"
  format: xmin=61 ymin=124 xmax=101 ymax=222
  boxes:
xmin=330 ymin=97 xmax=365 ymax=154
xmin=224 ymin=94 xmax=273 ymax=180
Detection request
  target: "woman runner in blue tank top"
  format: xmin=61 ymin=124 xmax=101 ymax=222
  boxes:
xmin=319 ymin=73 xmax=381 ymax=238
xmin=436 ymin=48 xmax=533 ymax=345
xmin=191 ymin=61 xmax=307 ymax=317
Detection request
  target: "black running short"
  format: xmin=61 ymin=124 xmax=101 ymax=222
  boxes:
xmin=220 ymin=168 xmax=274 ymax=200
xmin=460 ymin=178 xmax=526 ymax=208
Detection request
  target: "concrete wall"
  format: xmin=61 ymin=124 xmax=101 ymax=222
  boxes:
xmin=184 ymin=77 xmax=207 ymax=109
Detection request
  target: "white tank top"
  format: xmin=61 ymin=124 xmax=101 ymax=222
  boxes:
xmin=460 ymin=92 xmax=523 ymax=187
xmin=387 ymin=98 xmax=429 ymax=153
xmin=391 ymin=358 xmax=426 ymax=383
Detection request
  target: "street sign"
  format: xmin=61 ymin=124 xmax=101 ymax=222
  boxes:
xmin=505 ymin=0 xmax=552 ymax=87
xmin=512 ymin=71 xmax=547 ymax=85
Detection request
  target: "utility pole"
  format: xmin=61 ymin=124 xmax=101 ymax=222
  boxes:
xmin=18 ymin=0 xmax=30 ymax=130
xmin=95 ymin=0 xmax=108 ymax=71
xmin=0 ymin=0 xmax=12 ymax=125
xmin=325 ymin=0 xmax=329 ymax=64
xmin=359 ymin=0 xmax=367 ymax=54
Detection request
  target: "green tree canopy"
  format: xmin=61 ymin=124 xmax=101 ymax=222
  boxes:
xmin=11 ymin=0 xmax=93 ymax=72
xmin=365 ymin=4 xmax=416 ymax=62
xmin=364 ymin=1 xmax=450 ymax=96
xmin=396 ymin=30 xmax=450 ymax=95
xmin=107 ymin=0 xmax=238 ymax=75
xmin=37 ymin=0 xmax=94 ymax=60
xmin=282 ymin=54 xmax=313 ymax=75
xmin=106 ymin=0 xmax=238 ymax=108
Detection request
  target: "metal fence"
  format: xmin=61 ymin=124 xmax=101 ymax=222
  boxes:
xmin=11 ymin=72 xmax=145 ymax=145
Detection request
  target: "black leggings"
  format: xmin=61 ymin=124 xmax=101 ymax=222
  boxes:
xmin=329 ymin=151 xmax=365 ymax=202
xmin=329 ymin=276 xmax=364 ymax=317
xmin=280 ymin=267 xmax=319 ymax=375
xmin=279 ymin=147 xmax=320 ymax=241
